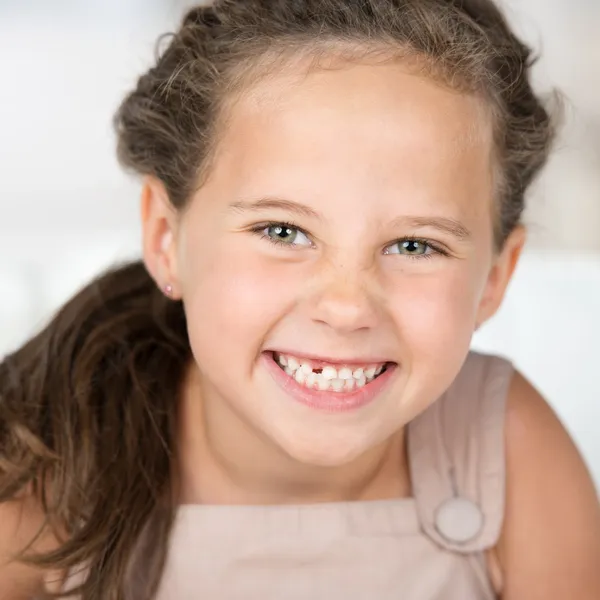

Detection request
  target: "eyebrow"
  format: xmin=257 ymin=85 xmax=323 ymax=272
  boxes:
xmin=229 ymin=197 xmax=471 ymax=241
xmin=229 ymin=197 xmax=322 ymax=220
xmin=390 ymin=215 xmax=472 ymax=241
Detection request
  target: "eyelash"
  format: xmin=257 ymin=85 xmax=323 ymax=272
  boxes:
xmin=249 ymin=220 xmax=307 ymax=247
xmin=249 ymin=221 xmax=448 ymax=260
xmin=386 ymin=237 xmax=449 ymax=260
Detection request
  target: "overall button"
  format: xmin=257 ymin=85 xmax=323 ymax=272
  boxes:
xmin=434 ymin=497 xmax=484 ymax=544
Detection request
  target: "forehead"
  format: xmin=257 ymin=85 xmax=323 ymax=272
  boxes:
xmin=210 ymin=60 xmax=494 ymax=219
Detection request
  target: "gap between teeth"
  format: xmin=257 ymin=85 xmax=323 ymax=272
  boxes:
xmin=276 ymin=354 xmax=385 ymax=392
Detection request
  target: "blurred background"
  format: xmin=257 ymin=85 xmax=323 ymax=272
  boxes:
xmin=0 ymin=1 xmax=599 ymax=490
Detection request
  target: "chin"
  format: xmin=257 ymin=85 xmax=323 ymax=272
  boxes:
xmin=274 ymin=432 xmax=376 ymax=469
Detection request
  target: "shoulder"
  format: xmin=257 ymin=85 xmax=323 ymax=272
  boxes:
xmin=0 ymin=493 xmax=65 ymax=598
xmin=494 ymin=370 xmax=600 ymax=599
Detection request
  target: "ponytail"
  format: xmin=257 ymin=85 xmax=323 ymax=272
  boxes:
xmin=0 ymin=261 xmax=190 ymax=599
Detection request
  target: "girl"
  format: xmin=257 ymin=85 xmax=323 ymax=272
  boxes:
xmin=1 ymin=1 xmax=599 ymax=598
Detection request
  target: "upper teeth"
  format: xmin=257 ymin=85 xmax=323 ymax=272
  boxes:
xmin=275 ymin=353 xmax=385 ymax=392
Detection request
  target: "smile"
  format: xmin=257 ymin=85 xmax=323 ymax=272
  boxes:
xmin=273 ymin=352 xmax=388 ymax=393
xmin=264 ymin=351 xmax=397 ymax=413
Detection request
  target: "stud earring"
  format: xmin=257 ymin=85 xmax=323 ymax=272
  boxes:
xmin=164 ymin=283 xmax=174 ymax=297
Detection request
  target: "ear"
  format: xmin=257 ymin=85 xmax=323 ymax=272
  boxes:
xmin=140 ymin=177 xmax=182 ymax=299
xmin=476 ymin=225 xmax=526 ymax=326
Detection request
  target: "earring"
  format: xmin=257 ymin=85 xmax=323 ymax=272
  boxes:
xmin=164 ymin=283 xmax=174 ymax=297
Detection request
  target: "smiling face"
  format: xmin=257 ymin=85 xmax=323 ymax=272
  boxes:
xmin=144 ymin=60 xmax=523 ymax=469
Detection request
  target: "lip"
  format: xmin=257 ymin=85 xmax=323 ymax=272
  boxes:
xmin=262 ymin=351 xmax=397 ymax=413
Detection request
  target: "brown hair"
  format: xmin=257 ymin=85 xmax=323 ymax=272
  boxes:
xmin=0 ymin=1 xmax=558 ymax=598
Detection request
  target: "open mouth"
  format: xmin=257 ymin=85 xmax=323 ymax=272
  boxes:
xmin=271 ymin=351 xmax=391 ymax=394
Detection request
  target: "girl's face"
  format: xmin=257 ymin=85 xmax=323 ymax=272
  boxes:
xmin=149 ymin=61 xmax=522 ymax=467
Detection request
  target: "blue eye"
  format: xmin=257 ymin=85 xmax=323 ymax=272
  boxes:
xmin=384 ymin=238 xmax=442 ymax=259
xmin=253 ymin=222 xmax=313 ymax=248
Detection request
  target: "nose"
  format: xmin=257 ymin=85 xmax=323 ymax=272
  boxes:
xmin=309 ymin=267 xmax=379 ymax=333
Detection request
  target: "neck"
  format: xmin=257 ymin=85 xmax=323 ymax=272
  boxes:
xmin=176 ymin=367 xmax=410 ymax=506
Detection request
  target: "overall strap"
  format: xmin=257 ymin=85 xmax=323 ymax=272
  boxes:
xmin=408 ymin=352 xmax=514 ymax=553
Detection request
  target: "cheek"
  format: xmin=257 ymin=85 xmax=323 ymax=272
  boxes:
xmin=387 ymin=263 xmax=482 ymax=358
xmin=180 ymin=236 xmax=303 ymax=358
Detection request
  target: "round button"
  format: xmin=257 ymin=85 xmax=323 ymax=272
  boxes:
xmin=434 ymin=497 xmax=484 ymax=544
